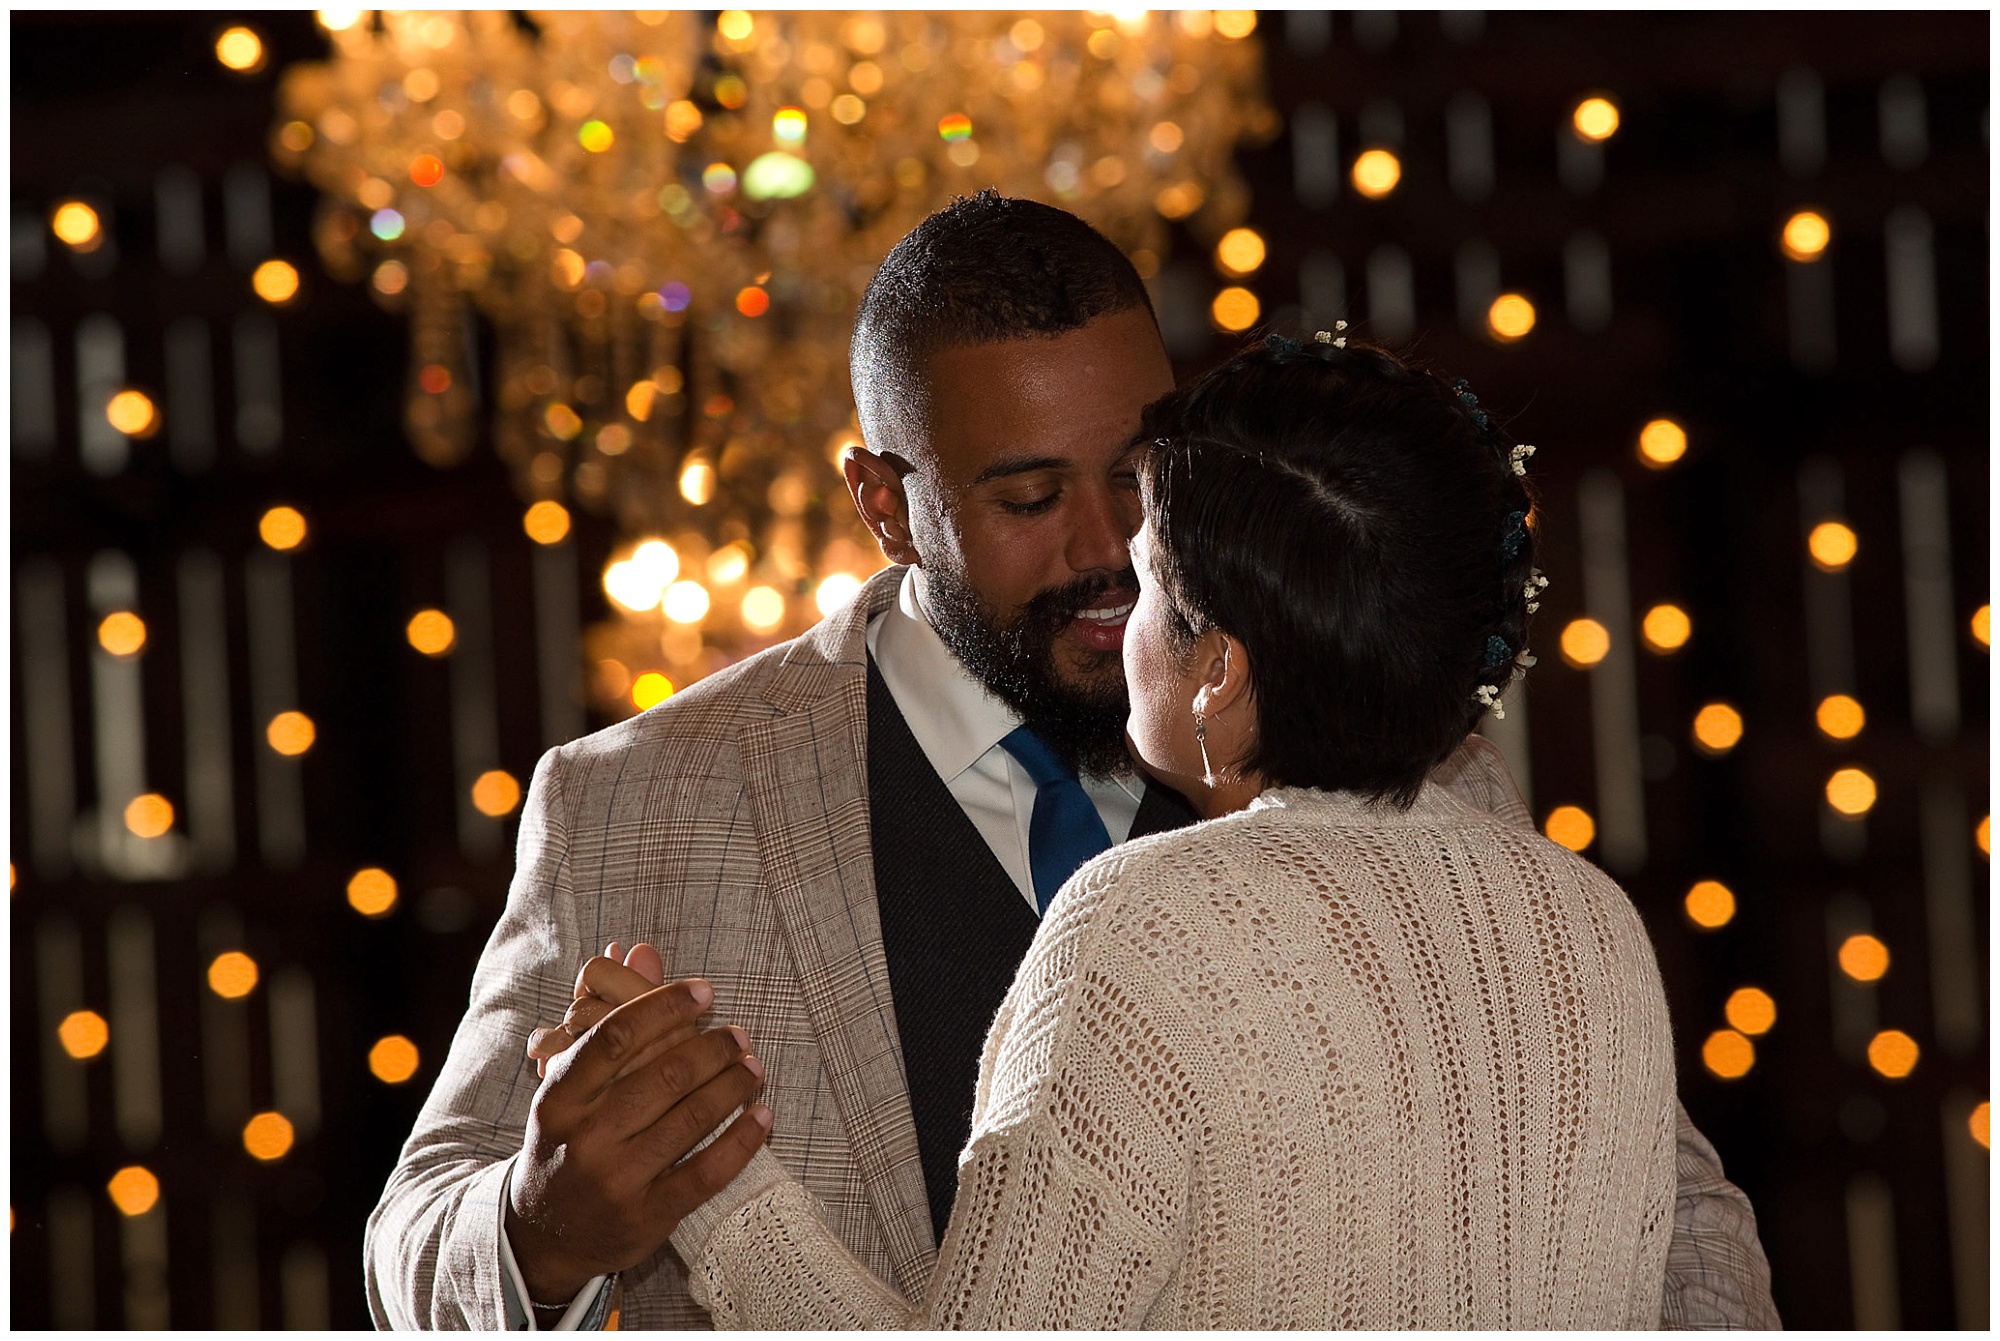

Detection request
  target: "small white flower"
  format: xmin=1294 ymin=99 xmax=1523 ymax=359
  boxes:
xmin=1515 ymin=648 xmax=1537 ymax=670
xmin=1509 ymin=443 xmax=1537 ymax=476
xmin=1473 ymin=683 xmax=1505 ymax=717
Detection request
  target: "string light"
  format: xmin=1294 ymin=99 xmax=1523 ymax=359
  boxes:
xmin=1816 ymin=694 xmax=1865 ymax=740
xmin=1637 ymin=418 xmax=1687 ymax=467
xmin=1641 ymin=604 xmax=1691 ymax=652
xmin=816 ymin=573 xmax=864 ymax=617
xmin=406 ymin=609 xmax=456 ymax=656
xmin=347 ymin=868 xmax=398 ymax=917
xmin=742 ymin=586 xmax=787 ymax=632
xmin=1724 ymin=987 xmax=1777 ymax=1036
xmin=51 ymin=201 xmax=102 ymax=249
xmin=1971 ymin=1101 xmax=1990 ymax=1149
xmin=1572 ymin=95 xmax=1621 ymax=142
xmin=58 ymin=1010 xmax=110 ymax=1060
xmin=1544 ymin=805 xmax=1595 ymax=852
xmin=1487 ymin=293 xmax=1537 ymax=342
xmin=266 ymin=711 xmax=317 ymax=756
xmin=1210 ymin=286 xmax=1260 ymax=331
xmin=214 ymin=26 xmax=265 ymax=73
xmin=1807 ymin=521 xmax=1857 ymax=571
xmin=1781 ymin=210 xmax=1831 ymax=262
xmin=1691 ymin=703 xmax=1744 ymax=755
xmin=631 ymin=672 xmax=675 ymax=710
xmin=369 ymin=1035 xmax=421 ymax=1084
xmin=1351 ymin=148 xmax=1402 ymax=198
xmin=1560 ymin=618 xmax=1610 ymax=668
xmin=1825 ymin=767 xmax=1877 ymax=816
xmin=107 ymin=1167 xmax=161 ymax=1217
xmin=662 ymin=581 xmax=711 ymax=624
xmin=1972 ymin=604 xmax=1990 ymax=647
xmin=471 ymin=770 xmax=521 ymax=817
xmin=105 ymin=390 xmax=159 ymax=437
xmin=1685 ymin=880 xmax=1737 ymax=930
xmin=242 ymin=1111 xmax=295 ymax=1161
xmin=123 ymin=793 xmax=174 ymax=839
xmin=1213 ymin=227 xmax=1265 ymax=276
xmin=523 ymin=501 xmax=571 ymax=545
xmin=1702 ymin=1029 xmax=1755 ymax=1079
xmin=98 ymin=612 xmax=147 ymax=657
xmin=259 ymin=505 xmax=308 ymax=550
xmin=252 ymin=260 xmax=300 ymax=304
xmin=208 ymin=951 xmax=260 ymax=999
xmin=1837 ymin=933 xmax=1889 ymax=982
xmin=1866 ymin=1029 xmax=1918 ymax=1079
xmin=1978 ymin=815 xmax=1990 ymax=857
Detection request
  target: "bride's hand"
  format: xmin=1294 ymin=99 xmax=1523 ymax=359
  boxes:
xmin=525 ymin=941 xmax=669 ymax=1076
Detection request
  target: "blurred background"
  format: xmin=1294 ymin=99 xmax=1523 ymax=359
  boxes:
xmin=9 ymin=9 xmax=1988 ymax=1329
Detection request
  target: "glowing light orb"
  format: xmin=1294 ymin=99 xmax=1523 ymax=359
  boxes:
xmin=1352 ymin=149 xmax=1402 ymax=198
xmin=208 ymin=951 xmax=260 ymax=999
xmin=266 ymin=711 xmax=317 ymax=756
xmin=259 ymin=505 xmax=307 ymax=551
xmin=405 ymin=609 xmax=455 ymax=656
xmin=1210 ymin=286 xmax=1260 ymax=332
xmin=124 ymin=793 xmax=174 ymax=839
xmin=471 ymin=769 xmax=521 ymax=817
xmin=1808 ymin=521 xmax=1857 ymax=571
xmin=1691 ymin=703 xmax=1744 ymax=755
xmin=816 ymin=573 xmax=864 ymax=617
xmin=107 ymin=1166 xmax=160 ymax=1217
xmin=1572 ymin=96 xmax=1621 ymax=141
xmin=631 ymin=672 xmax=675 ymax=710
xmin=243 ymin=1111 xmax=295 ymax=1161
xmin=215 ymin=26 xmax=265 ymax=72
xmin=1825 ymin=767 xmax=1877 ymax=817
xmin=1685 ymin=880 xmax=1737 ymax=929
xmin=523 ymin=501 xmax=571 ymax=545
xmin=98 ymin=612 xmax=147 ymax=657
xmin=370 ymin=1035 xmax=421 ymax=1083
xmin=1214 ymin=227 xmax=1265 ymax=277
xmin=347 ymin=867 xmax=398 ymax=917
xmin=1638 ymin=418 xmax=1687 ymax=467
xmin=1487 ymin=293 xmax=1537 ymax=342
xmin=1837 ymin=933 xmax=1889 ymax=982
xmin=938 ymin=113 xmax=973 ymax=143
xmin=1641 ymin=604 xmax=1691 ymax=652
xmin=58 ymin=1010 xmax=110 ymax=1060
xmin=663 ymin=580 xmax=711 ymax=624
xmin=742 ymin=586 xmax=786 ymax=631
xmin=1866 ymin=1029 xmax=1918 ymax=1079
xmin=1816 ymin=694 xmax=1865 ymax=740
xmin=1702 ymin=1029 xmax=1755 ymax=1079
xmin=1782 ymin=210 xmax=1831 ymax=262
xmin=105 ymin=390 xmax=158 ymax=437
xmin=51 ymin=201 xmax=101 ymax=248
xmin=1560 ymin=618 xmax=1610 ymax=668
xmin=1544 ymin=805 xmax=1596 ymax=852
xmin=1724 ymin=987 xmax=1776 ymax=1036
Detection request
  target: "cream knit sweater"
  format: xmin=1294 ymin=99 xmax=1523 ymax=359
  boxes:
xmin=672 ymin=783 xmax=1678 ymax=1328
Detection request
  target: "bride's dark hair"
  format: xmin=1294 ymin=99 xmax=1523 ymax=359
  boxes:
xmin=1138 ymin=336 xmax=1540 ymax=808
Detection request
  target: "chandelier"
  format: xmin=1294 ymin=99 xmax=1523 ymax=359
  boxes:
xmin=275 ymin=9 xmax=1272 ymax=709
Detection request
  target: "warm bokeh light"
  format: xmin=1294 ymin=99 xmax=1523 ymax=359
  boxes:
xmin=1544 ymin=805 xmax=1596 ymax=852
xmin=98 ymin=611 xmax=147 ymax=657
xmin=735 ymin=285 xmax=771 ymax=318
xmin=523 ymin=500 xmax=571 ymax=545
xmin=1971 ymin=1101 xmax=1990 ymax=1149
xmin=1724 ymin=987 xmax=1777 ymax=1036
xmin=816 ymin=572 xmax=864 ymax=617
xmin=405 ymin=609 xmax=455 ymax=657
xmin=1638 ymin=418 xmax=1687 ymax=467
xmin=409 ymin=153 xmax=446 ymax=187
xmin=1781 ymin=210 xmax=1831 ymax=262
xmin=107 ymin=1166 xmax=160 ymax=1217
xmin=742 ymin=585 xmax=786 ymax=632
xmin=707 ymin=543 xmax=751 ymax=585
xmin=604 ymin=540 xmax=681 ymax=612
xmin=716 ymin=9 xmax=754 ymax=41
xmin=1351 ymin=148 xmax=1402 ymax=198
xmin=1213 ymin=227 xmax=1266 ymax=277
xmin=1572 ymin=95 xmax=1621 ymax=142
xmin=58 ymin=1009 xmax=110 ymax=1060
xmin=369 ymin=1035 xmax=421 ymax=1084
xmin=259 ymin=505 xmax=308 ymax=551
xmin=1692 ymin=703 xmax=1744 ymax=755
xmin=266 ymin=711 xmax=317 ymax=756
xmin=208 ymin=951 xmax=260 ymax=999
xmin=1210 ymin=286 xmax=1260 ymax=332
xmin=1978 ymin=815 xmax=1990 ymax=857
xmin=317 ymin=8 xmax=365 ymax=32
xmin=680 ymin=459 xmax=717 ymax=505
xmin=252 ymin=259 xmax=300 ymax=304
xmin=1837 ymin=933 xmax=1890 ymax=983
xmin=662 ymin=580 xmax=711 ymax=624
xmin=1560 ymin=618 xmax=1610 ymax=668
xmin=214 ymin=26 xmax=265 ymax=72
xmin=631 ymin=672 xmax=675 ymax=710
xmin=1487 ymin=293 xmax=1537 ymax=341
xmin=1641 ymin=604 xmax=1691 ymax=652
xmin=472 ymin=769 xmax=521 ymax=817
xmin=346 ymin=867 xmax=398 ymax=917
xmin=124 ymin=793 xmax=174 ymax=839
xmin=1816 ymin=694 xmax=1865 ymax=740
xmin=1685 ymin=880 xmax=1737 ymax=930
xmin=1972 ymin=604 xmax=1990 ymax=647
xmin=1702 ymin=1029 xmax=1755 ymax=1079
xmin=1807 ymin=521 xmax=1857 ymax=571
xmin=242 ymin=1111 xmax=295 ymax=1161
xmin=51 ymin=200 xmax=102 ymax=248
xmin=1825 ymin=767 xmax=1877 ymax=817
xmin=1214 ymin=9 xmax=1258 ymax=38
xmin=1866 ymin=1029 xmax=1919 ymax=1079
xmin=106 ymin=390 xmax=159 ymax=437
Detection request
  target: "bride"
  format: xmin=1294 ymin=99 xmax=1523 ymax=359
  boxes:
xmin=545 ymin=335 xmax=1677 ymax=1328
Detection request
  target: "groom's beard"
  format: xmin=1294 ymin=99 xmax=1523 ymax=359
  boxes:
xmin=922 ymin=559 xmax=1135 ymax=778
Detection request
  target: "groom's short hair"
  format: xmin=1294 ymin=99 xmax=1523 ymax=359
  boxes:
xmin=850 ymin=191 xmax=1156 ymax=456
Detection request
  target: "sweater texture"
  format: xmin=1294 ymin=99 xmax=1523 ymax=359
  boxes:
xmin=673 ymin=781 xmax=1679 ymax=1328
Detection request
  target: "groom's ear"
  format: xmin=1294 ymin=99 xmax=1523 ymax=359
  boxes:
xmin=843 ymin=446 xmax=920 ymax=566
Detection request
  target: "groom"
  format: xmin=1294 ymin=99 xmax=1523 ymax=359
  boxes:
xmin=365 ymin=192 xmax=1778 ymax=1329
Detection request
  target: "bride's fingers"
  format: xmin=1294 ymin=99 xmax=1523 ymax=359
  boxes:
xmin=622 ymin=942 xmax=666 ymax=987
xmin=560 ymin=994 xmax=614 ymax=1038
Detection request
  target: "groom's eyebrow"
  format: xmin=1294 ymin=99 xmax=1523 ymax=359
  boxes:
xmin=970 ymin=454 xmax=1070 ymax=485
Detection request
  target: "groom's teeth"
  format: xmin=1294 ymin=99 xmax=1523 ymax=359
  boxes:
xmin=1077 ymin=600 xmax=1135 ymax=621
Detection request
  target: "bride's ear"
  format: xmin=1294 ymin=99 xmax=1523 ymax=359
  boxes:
xmin=1189 ymin=628 xmax=1253 ymax=720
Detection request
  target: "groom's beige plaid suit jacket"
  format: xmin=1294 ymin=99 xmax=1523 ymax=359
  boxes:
xmin=365 ymin=565 xmax=1775 ymax=1329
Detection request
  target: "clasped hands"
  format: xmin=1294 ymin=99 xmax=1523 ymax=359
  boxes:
xmin=504 ymin=942 xmax=770 ymax=1306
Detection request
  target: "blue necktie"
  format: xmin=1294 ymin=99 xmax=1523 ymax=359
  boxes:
xmin=998 ymin=724 xmax=1113 ymax=915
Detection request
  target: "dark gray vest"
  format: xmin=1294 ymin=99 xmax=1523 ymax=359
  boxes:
xmin=865 ymin=655 xmax=1198 ymax=1241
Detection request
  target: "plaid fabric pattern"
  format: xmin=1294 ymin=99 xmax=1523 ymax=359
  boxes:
xmin=364 ymin=563 xmax=1776 ymax=1330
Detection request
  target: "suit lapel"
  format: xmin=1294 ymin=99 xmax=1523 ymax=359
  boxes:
xmin=738 ymin=568 xmax=940 ymax=1296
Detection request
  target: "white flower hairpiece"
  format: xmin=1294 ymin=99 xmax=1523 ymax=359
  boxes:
xmin=1509 ymin=443 xmax=1536 ymax=476
xmin=1524 ymin=569 xmax=1550 ymax=613
xmin=1473 ymin=683 xmax=1505 ymax=719
xmin=1314 ymin=320 xmax=1348 ymax=349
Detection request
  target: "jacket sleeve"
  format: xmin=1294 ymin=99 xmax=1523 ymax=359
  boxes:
xmin=364 ymin=747 xmax=589 ymax=1330
xmin=1661 ymin=1104 xmax=1782 ymax=1329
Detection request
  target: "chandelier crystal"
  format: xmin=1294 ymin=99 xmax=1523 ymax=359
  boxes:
xmin=275 ymin=9 xmax=1272 ymax=706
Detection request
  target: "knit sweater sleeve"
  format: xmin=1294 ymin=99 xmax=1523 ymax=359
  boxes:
xmin=671 ymin=858 xmax=1188 ymax=1328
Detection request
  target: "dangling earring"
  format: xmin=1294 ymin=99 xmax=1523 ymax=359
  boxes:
xmin=1194 ymin=712 xmax=1216 ymax=786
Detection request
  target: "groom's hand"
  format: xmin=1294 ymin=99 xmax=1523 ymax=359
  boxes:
xmin=506 ymin=974 xmax=769 ymax=1305
xmin=527 ymin=942 xmax=666 ymax=1077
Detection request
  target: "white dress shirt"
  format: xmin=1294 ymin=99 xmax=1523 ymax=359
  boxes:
xmin=866 ymin=567 xmax=1144 ymax=911
xmin=499 ymin=567 xmax=1147 ymax=1327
